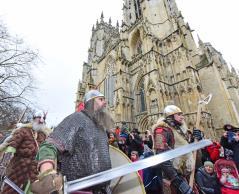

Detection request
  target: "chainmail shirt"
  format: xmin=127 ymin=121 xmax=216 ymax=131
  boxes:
xmin=46 ymin=111 xmax=112 ymax=181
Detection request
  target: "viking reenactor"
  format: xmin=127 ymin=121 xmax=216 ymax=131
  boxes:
xmin=152 ymin=105 xmax=196 ymax=194
xmin=0 ymin=111 xmax=49 ymax=194
xmin=31 ymin=90 xmax=115 ymax=194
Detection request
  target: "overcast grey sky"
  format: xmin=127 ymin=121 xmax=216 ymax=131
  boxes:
xmin=0 ymin=0 xmax=238 ymax=126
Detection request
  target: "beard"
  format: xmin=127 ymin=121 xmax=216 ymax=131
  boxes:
xmin=179 ymin=120 xmax=189 ymax=134
xmin=93 ymin=108 xmax=115 ymax=131
xmin=84 ymin=99 xmax=115 ymax=131
xmin=32 ymin=121 xmax=46 ymax=132
xmin=165 ymin=116 xmax=188 ymax=134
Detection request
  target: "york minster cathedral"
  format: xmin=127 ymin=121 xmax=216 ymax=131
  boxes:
xmin=76 ymin=0 xmax=239 ymax=138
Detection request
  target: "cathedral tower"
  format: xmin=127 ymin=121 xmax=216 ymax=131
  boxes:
xmin=76 ymin=0 xmax=239 ymax=138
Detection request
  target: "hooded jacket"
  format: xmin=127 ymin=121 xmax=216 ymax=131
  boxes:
xmin=195 ymin=166 xmax=221 ymax=194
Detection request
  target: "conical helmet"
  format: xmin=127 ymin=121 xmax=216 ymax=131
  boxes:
xmin=84 ymin=90 xmax=104 ymax=103
xmin=33 ymin=110 xmax=45 ymax=119
xmin=163 ymin=105 xmax=182 ymax=117
xmin=33 ymin=110 xmax=46 ymax=123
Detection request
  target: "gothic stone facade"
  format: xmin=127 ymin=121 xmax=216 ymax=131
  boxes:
xmin=76 ymin=0 xmax=239 ymax=138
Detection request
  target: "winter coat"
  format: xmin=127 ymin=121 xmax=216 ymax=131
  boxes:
xmin=205 ymin=142 xmax=221 ymax=162
xmin=126 ymin=134 xmax=143 ymax=156
xmin=143 ymin=135 xmax=153 ymax=149
xmin=220 ymin=136 xmax=239 ymax=170
xmin=195 ymin=166 xmax=221 ymax=194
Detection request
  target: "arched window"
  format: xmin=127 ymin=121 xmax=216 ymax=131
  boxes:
xmin=134 ymin=0 xmax=142 ymax=19
xmin=136 ymin=39 xmax=142 ymax=55
xmin=104 ymin=58 xmax=115 ymax=106
xmin=131 ymin=30 xmax=142 ymax=57
xmin=139 ymin=81 xmax=146 ymax=112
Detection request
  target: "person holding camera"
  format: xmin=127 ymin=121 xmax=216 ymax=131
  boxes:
xmin=220 ymin=124 xmax=239 ymax=170
xmin=126 ymin=128 xmax=144 ymax=158
xmin=143 ymin=130 xmax=153 ymax=149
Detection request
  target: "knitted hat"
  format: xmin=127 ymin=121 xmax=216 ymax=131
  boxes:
xmin=204 ymin=161 xmax=214 ymax=168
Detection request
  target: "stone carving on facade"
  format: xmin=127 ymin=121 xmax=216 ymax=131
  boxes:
xmin=76 ymin=0 xmax=239 ymax=137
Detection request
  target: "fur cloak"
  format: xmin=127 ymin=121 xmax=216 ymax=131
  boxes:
xmin=152 ymin=117 xmax=194 ymax=175
xmin=1 ymin=123 xmax=49 ymax=194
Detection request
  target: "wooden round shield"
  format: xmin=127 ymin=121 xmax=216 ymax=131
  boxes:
xmin=109 ymin=146 xmax=146 ymax=194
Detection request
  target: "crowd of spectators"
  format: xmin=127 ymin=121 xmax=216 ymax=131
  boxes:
xmin=107 ymin=123 xmax=239 ymax=194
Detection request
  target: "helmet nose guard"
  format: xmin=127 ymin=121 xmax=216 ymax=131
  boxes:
xmin=33 ymin=110 xmax=46 ymax=122
xmin=84 ymin=90 xmax=104 ymax=103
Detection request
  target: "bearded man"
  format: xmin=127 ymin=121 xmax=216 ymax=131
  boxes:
xmin=0 ymin=111 xmax=49 ymax=194
xmin=152 ymin=105 xmax=196 ymax=194
xmin=32 ymin=90 xmax=114 ymax=194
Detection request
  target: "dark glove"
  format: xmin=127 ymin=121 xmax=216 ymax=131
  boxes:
xmin=0 ymin=152 xmax=13 ymax=179
xmin=0 ymin=166 xmax=6 ymax=191
xmin=193 ymin=128 xmax=203 ymax=140
xmin=0 ymin=165 xmax=6 ymax=181
xmin=224 ymin=148 xmax=234 ymax=160
xmin=0 ymin=152 xmax=13 ymax=190
xmin=31 ymin=169 xmax=63 ymax=194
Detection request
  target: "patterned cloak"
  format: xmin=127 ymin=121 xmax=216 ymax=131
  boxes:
xmin=1 ymin=124 xmax=48 ymax=194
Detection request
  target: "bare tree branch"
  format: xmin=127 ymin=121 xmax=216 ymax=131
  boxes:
xmin=0 ymin=20 xmax=40 ymax=130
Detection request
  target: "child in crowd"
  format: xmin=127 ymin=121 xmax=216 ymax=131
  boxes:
xmin=220 ymin=167 xmax=239 ymax=188
xmin=130 ymin=151 xmax=143 ymax=180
